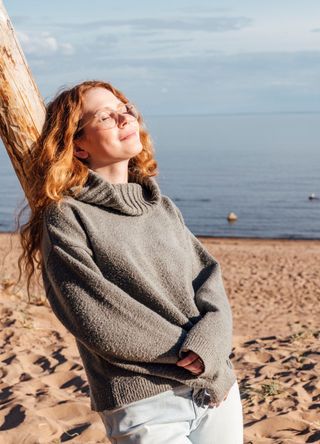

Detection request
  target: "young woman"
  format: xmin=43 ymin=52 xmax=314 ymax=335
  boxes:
xmin=18 ymin=80 xmax=243 ymax=443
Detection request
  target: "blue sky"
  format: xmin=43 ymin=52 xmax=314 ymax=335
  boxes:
xmin=4 ymin=0 xmax=320 ymax=115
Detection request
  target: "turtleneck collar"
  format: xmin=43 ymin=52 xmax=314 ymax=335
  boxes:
xmin=68 ymin=168 xmax=162 ymax=216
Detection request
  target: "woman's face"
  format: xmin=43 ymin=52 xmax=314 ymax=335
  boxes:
xmin=73 ymin=87 xmax=142 ymax=168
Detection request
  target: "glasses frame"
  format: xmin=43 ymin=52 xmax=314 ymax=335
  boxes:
xmin=75 ymin=101 xmax=139 ymax=135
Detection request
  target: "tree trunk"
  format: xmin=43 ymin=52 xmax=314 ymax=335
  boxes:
xmin=0 ymin=0 xmax=45 ymax=199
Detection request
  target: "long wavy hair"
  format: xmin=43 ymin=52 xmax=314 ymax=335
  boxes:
xmin=14 ymin=80 xmax=158 ymax=303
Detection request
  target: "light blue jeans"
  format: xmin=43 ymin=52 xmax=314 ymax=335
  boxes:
xmin=98 ymin=379 xmax=243 ymax=443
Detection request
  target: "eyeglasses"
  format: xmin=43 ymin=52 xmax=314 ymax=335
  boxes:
xmin=75 ymin=102 xmax=139 ymax=134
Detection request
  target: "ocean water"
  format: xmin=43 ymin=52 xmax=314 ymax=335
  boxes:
xmin=0 ymin=113 xmax=319 ymax=239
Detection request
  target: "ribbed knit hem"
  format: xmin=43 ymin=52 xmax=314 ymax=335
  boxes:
xmin=89 ymin=374 xmax=185 ymax=412
xmin=88 ymin=364 xmax=237 ymax=412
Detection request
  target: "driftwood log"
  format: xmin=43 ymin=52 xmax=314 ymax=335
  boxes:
xmin=0 ymin=0 xmax=45 ymax=199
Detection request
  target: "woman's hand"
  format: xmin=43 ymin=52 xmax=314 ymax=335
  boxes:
xmin=176 ymin=350 xmax=204 ymax=375
xmin=176 ymin=349 xmax=231 ymax=407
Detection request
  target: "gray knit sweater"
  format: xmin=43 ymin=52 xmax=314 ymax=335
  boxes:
xmin=40 ymin=168 xmax=236 ymax=412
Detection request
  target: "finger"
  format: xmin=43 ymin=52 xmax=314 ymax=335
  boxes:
xmin=182 ymin=357 xmax=204 ymax=372
xmin=186 ymin=365 xmax=204 ymax=375
xmin=176 ymin=351 xmax=200 ymax=367
xmin=189 ymin=367 xmax=202 ymax=375
xmin=189 ymin=360 xmax=204 ymax=372
xmin=176 ymin=351 xmax=199 ymax=365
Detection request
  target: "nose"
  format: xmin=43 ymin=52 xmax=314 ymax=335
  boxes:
xmin=117 ymin=113 xmax=129 ymax=128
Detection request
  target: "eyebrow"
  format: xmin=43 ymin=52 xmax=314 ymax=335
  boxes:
xmin=93 ymin=102 xmax=125 ymax=115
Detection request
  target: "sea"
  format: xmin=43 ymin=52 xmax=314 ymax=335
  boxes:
xmin=0 ymin=112 xmax=319 ymax=239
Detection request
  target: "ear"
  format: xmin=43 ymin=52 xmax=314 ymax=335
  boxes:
xmin=73 ymin=144 xmax=89 ymax=160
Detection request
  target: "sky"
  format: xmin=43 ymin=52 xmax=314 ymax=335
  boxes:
xmin=3 ymin=0 xmax=320 ymax=115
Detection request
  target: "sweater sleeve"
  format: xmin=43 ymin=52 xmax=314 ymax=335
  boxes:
xmin=172 ymin=202 xmax=234 ymax=379
xmin=41 ymin=202 xmax=187 ymax=365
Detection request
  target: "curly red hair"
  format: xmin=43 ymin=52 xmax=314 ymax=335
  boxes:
xmin=15 ymin=80 xmax=159 ymax=302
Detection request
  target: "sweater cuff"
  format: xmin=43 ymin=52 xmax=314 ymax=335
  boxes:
xmin=178 ymin=331 xmax=223 ymax=379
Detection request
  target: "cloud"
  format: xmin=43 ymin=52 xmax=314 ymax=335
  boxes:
xmin=45 ymin=15 xmax=253 ymax=34
xmin=28 ymin=48 xmax=320 ymax=115
xmin=29 ymin=48 xmax=320 ymax=96
xmin=11 ymin=11 xmax=319 ymax=113
xmin=13 ymin=13 xmax=253 ymax=63
xmin=311 ymin=27 xmax=320 ymax=32
xmin=16 ymin=30 xmax=74 ymax=56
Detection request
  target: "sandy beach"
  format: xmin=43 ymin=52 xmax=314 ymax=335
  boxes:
xmin=0 ymin=232 xmax=319 ymax=443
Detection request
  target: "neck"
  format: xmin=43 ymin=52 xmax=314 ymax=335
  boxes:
xmin=88 ymin=163 xmax=129 ymax=184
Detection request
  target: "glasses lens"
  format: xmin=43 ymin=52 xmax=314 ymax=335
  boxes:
xmin=125 ymin=103 xmax=139 ymax=119
xmin=97 ymin=108 xmax=116 ymax=129
xmin=80 ymin=102 xmax=139 ymax=131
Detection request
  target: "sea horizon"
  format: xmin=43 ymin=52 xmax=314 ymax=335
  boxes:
xmin=1 ymin=112 xmax=319 ymax=240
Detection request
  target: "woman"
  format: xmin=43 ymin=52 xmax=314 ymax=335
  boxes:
xmin=18 ymin=80 xmax=243 ymax=443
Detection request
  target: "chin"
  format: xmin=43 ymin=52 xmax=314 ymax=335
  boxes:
xmin=124 ymin=143 xmax=142 ymax=157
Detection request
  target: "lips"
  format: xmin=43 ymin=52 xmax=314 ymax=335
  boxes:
xmin=120 ymin=131 xmax=136 ymax=141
